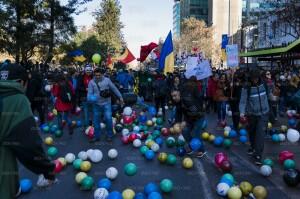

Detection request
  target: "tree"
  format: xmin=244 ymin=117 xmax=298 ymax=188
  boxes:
xmin=93 ymin=0 xmax=124 ymax=57
xmin=176 ymin=17 xmax=221 ymax=67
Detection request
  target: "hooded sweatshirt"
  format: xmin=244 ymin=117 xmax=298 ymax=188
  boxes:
xmin=0 ymin=81 xmax=54 ymax=199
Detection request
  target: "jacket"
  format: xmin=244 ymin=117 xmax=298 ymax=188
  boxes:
xmin=239 ymin=84 xmax=270 ymax=116
xmin=77 ymin=74 xmax=93 ymax=104
xmin=214 ymin=81 xmax=228 ymax=102
xmin=0 ymin=81 xmax=54 ymax=199
xmin=52 ymin=81 xmax=74 ymax=112
xmin=88 ymin=77 xmax=123 ymax=106
xmin=207 ymin=78 xmax=217 ymax=97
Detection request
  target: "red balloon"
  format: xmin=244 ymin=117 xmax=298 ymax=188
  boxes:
xmin=87 ymin=127 xmax=94 ymax=139
xmin=161 ymin=128 xmax=170 ymax=137
xmin=140 ymin=132 xmax=147 ymax=140
xmin=47 ymin=112 xmax=55 ymax=121
xmin=214 ymin=152 xmax=228 ymax=167
xmin=132 ymin=111 xmax=137 ymax=120
xmin=279 ymin=151 xmax=294 ymax=164
xmin=220 ymin=160 xmax=232 ymax=173
xmin=240 ymin=116 xmax=248 ymax=124
xmin=123 ymin=116 xmax=133 ymax=125
xmin=121 ymin=136 xmax=129 ymax=144
xmin=54 ymin=160 xmax=63 ymax=173
xmin=128 ymin=133 xmax=138 ymax=142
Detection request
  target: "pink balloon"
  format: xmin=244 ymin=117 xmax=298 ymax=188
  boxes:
xmin=123 ymin=116 xmax=133 ymax=125
xmin=88 ymin=127 xmax=94 ymax=139
xmin=214 ymin=152 xmax=228 ymax=167
xmin=279 ymin=151 xmax=294 ymax=164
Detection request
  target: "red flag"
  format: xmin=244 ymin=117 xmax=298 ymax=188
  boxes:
xmin=117 ymin=48 xmax=136 ymax=64
xmin=139 ymin=42 xmax=158 ymax=62
xmin=106 ymin=54 xmax=113 ymax=69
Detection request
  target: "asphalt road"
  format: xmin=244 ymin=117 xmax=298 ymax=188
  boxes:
xmin=19 ymin=109 xmax=299 ymax=199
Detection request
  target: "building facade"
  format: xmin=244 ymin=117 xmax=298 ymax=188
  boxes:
xmin=173 ymin=1 xmax=181 ymax=37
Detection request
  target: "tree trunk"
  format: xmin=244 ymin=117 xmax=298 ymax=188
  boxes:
xmin=45 ymin=0 xmax=55 ymax=64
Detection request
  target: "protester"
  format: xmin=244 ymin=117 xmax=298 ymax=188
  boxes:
xmin=206 ymin=73 xmax=218 ymax=113
xmin=153 ymin=71 xmax=168 ymax=118
xmin=214 ymin=73 xmax=229 ymax=126
xmin=0 ymin=63 xmax=56 ymax=199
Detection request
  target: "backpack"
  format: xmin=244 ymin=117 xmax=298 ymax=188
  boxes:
xmin=60 ymin=82 xmax=73 ymax=103
xmin=181 ymin=87 xmax=204 ymax=119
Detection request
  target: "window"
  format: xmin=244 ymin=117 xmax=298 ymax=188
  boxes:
xmin=263 ymin=23 xmax=267 ymax=40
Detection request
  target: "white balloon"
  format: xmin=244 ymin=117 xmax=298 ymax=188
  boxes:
xmin=65 ymin=153 xmax=76 ymax=163
xmin=123 ymin=107 xmax=133 ymax=116
xmin=87 ymin=149 xmax=94 ymax=158
xmin=216 ymin=183 xmax=230 ymax=196
xmin=94 ymin=188 xmax=109 ymax=199
xmin=278 ymin=134 xmax=286 ymax=142
xmin=108 ymin=149 xmax=118 ymax=159
xmin=164 ymin=106 xmax=169 ymax=110
xmin=100 ymin=123 xmax=106 ymax=129
xmin=152 ymin=117 xmax=157 ymax=123
xmin=78 ymin=151 xmax=88 ymax=160
xmin=291 ymin=110 xmax=297 ymax=115
xmin=76 ymin=106 xmax=81 ymax=112
xmin=133 ymin=139 xmax=142 ymax=148
xmin=287 ymin=129 xmax=300 ymax=143
xmin=122 ymin=128 xmax=130 ymax=136
xmin=133 ymin=126 xmax=140 ymax=132
xmin=260 ymin=165 xmax=272 ymax=177
xmin=44 ymin=85 xmax=51 ymax=92
xmin=151 ymin=143 xmax=160 ymax=152
xmin=224 ymin=126 xmax=231 ymax=132
xmin=106 ymin=167 xmax=118 ymax=180
xmin=34 ymin=116 xmax=39 ymax=122
xmin=90 ymin=150 xmax=103 ymax=163
xmin=120 ymin=119 xmax=124 ymax=124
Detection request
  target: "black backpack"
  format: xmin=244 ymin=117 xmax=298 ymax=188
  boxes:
xmin=60 ymin=83 xmax=73 ymax=103
xmin=181 ymin=88 xmax=204 ymax=119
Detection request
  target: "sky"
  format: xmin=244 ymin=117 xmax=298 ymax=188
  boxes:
xmin=61 ymin=0 xmax=173 ymax=58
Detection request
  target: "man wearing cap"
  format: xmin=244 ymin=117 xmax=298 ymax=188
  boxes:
xmin=0 ymin=63 xmax=56 ymax=199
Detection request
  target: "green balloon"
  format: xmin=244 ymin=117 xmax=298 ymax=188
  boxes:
xmin=147 ymin=78 xmax=152 ymax=82
xmin=176 ymin=139 xmax=185 ymax=147
xmin=263 ymin=158 xmax=274 ymax=167
xmin=140 ymin=146 xmax=149 ymax=155
xmin=73 ymin=159 xmax=82 ymax=170
xmin=166 ymin=137 xmax=176 ymax=148
xmin=47 ymin=146 xmax=58 ymax=157
xmin=124 ymin=163 xmax=137 ymax=176
xmin=152 ymin=130 xmax=161 ymax=138
xmin=166 ymin=154 xmax=177 ymax=165
xmin=223 ymin=139 xmax=233 ymax=149
xmin=81 ymin=176 xmax=94 ymax=190
xmin=221 ymin=173 xmax=235 ymax=184
xmin=160 ymin=179 xmax=173 ymax=193
xmin=156 ymin=118 xmax=163 ymax=125
xmin=147 ymin=135 xmax=154 ymax=140
xmin=92 ymin=53 xmax=101 ymax=64
xmin=284 ymin=159 xmax=296 ymax=170
xmin=54 ymin=130 xmax=63 ymax=138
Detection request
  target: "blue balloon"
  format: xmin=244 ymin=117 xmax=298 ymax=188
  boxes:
xmin=144 ymin=182 xmax=159 ymax=195
xmin=220 ymin=178 xmax=234 ymax=187
xmin=288 ymin=119 xmax=296 ymax=127
xmin=189 ymin=138 xmax=202 ymax=151
xmin=139 ymin=115 xmax=147 ymax=123
xmin=229 ymin=130 xmax=237 ymax=138
xmin=176 ymin=147 xmax=186 ymax=157
xmin=148 ymin=192 xmax=162 ymax=199
xmin=97 ymin=178 xmax=112 ymax=190
xmin=20 ymin=179 xmax=32 ymax=193
xmin=76 ymin=120 xmax=82 ymax=127
xmin=145 ymin=150 xmax=155 ymax=160
xmin=270 ymin=128 xmax=277 ymax=135
xmin=50 ymin=124 xmax=58 ymax=133
xmin=134 ymin=193 xmax=146 ymax=199
xmin=214 ymin=136 xmax=224 ymax=146
xmin=155 ymin=137 xmax=163 ymax=146
xmin=272 ymin=134 xmax=280 ymax=142
xmin=201 ymin=119 xmax=208 ymax=129
xmin=88 ymin=94 xmax=97 ymax=102
xmin=107 ymin=191 xmax=122 ymax=199
xmin=239 ymin=135 xmax=248 ymax=143
xmin=148 ymin=106 xmax=157 ymax=116
xmin=239 ymin=129 xmax=247 ymax=136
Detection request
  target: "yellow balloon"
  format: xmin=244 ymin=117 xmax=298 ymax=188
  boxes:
xmin=201 ymin=132 xmax=210 ymax=140
xmin=75 ymin=172 xmax=87 ymax=184
xmin=227 ymin=186 xmax=242 ymax=199
xmin=146 ymin=120 xmax=153 ymax=127
xmin=224 ymin=130 xmax=230 ymax=137
xmin=122 ymin=189 xmax=135 ymax=199
xmin=182 ymin=157 xmax=193 ymax=169
xmin=146 ymin=141 xmax=155 ymax=149
xmin=80 ymin=161 xmax=92 ymax=172
xmin=57 ymin=157 xmax=67 ymax=166
xmin=267 ymin=122 xmax=272 ymax=129
xmin=52 ymin=109 xmax=58 ymax=116
xmin=44 ymin=137 xmax=53 ymax=145
xmin=209 ymin=134 xmax=215 ymax=142
xmin=253 ymin=186 xmax=268 ymax=199
xmin=239 ymin=181 xmax=253 ymax=196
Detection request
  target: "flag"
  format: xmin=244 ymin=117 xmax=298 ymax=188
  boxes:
xmin=115 ymin=47 xmax=136 ymax=64
xmin=73 ymin=55 xmax=86 ymax=62
xmin=68 ymin=50 xmax=86 ymax=62
xmin=139 ymin=42 xmax=158 ymax=62
xmin=159 ymin=31 xmax=174 ymax=74
xmin=106 ymin=55 xmax=113 ymax=69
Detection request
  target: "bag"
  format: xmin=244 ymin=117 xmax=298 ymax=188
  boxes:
xmin=181 ymin=90 xmax=204 ymax=119
xmin=122 ymin=92 xmax=137 ymax=106
xmin=60 ymin=83 xmax=73 ymax=103
xmin=95 ymin=81 xmax=111 ymax=98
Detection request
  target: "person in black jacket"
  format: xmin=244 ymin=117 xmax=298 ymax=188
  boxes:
xmin=153 ymin=72 xmax=168 ymax=118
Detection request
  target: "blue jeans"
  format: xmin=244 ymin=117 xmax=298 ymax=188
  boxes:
xmin=217 ymin=101 xmax=227 ymax=121
xmin=82 ymin=101 xmax=93 ymax=126
xmin=182 ymin=118 xmax=205 ymax=152
xmin=279 ymin=96 xmax=286 ymax=114
xmin=57 ymin=111 xmax=71 ymax=130
xmin=93 ymin=103 xmax=113 ymax=139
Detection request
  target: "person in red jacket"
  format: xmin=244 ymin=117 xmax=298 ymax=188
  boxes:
xmin=206 ymin=73 xmax=218 ymax=113
xmin=51 ymin=73 xmax=75 ymax=135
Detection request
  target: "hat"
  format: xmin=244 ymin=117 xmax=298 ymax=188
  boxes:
xmin=85 ymin=66 xmax=93 ymax=72
xmin=0 ymin=63 xmax=27 ymax=81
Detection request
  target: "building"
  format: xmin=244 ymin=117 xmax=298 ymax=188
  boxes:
xmin=173 ymin=1 xmax=181 ymax=37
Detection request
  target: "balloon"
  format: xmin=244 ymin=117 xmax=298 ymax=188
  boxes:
xmin=145 ymin=150 xmax=155 ymax=160
xmin=221 ymin=173 xmax=235 ymax=186
xmin=133 ymin=139 xmax=142 ymax=148
xmin=57 ymin=157 xmax=67 ymax=166
xmin=97 ymin=178 xmax=112 ymax=190
xmin=78 ymin=151 xmax=88 ymax=160
xmin=106 ymin=167 xmax=118 ymax=180
xmin=65 ymin=153 xmax=76 ymax=163
xmin=47 ymin=112 xmax=55 ymax=121
xmin=216 ymin=182 xmax=230 ymax=196
xmin=288 ymin=119 xmax=296 ymax=127
xmin=278 ymin=133 xmax=286 ymax=142
xmin=151 ymin=143 xmax=160 ymax=152
xmin=182 ymin=157 xmax=193 ymax=169
xmin=253 ymin=186 xmax=268 ymax=199
xmin=75 ymin=172 xmax=87 ymax=184
xmin=108 ymin=149 xmax=118 ymax=159
xmin=239 ymin=129 xmax=247 ymax=136
xmin=81 ymin=176 xmax=94 ymax=190
xmin=20 ymin=179 xmax=32 ymax=193
xmin=279 ymin=151 xmax=294 ymax=164
xmin=202 ymin=132 xmax=210 ymax=140
xmin=262 ymin=158 xmax=274 ymax=167
xmin=115 ymin=124 xmax=123 ymax=133
xmin=287 ymin=129 xmax=300 ymax=143
xmin=107 ymin=191 xmax=122 ymax=199
xmin=47 ymin=146 xmax=58 ymax=157
xmin=158 ymin=152 xmax=168 ymax=163
xmin=73 ymin=159 xmax=82 ymax=170
xmin=283 ymin=159 xmax=296 ymax=170
xmin=260 ymin=165 xmax=272 ymax=177
xmin=227 ymin=186 xmax=242 ymax=199
xmin=80 ymin=161 xmax=92 ymax=172
xmin=122 ymin=128 xmax=130 ymax=136
xmin=176 ymin=147 xmax=186 ymax=157
xmin=134 ymin=193 xmax=146 ymax=199
xmin=121 ymin=136 xmax=130 ymax=144
xmin=44 ymin=137 xmax=53 ymax=145
xmin=144 ymin=182 xmax=159 ymax=195
xmin=283 ymin=169 xmax=300 ymax=186
xmin=92 ymin=53 xmax=101 ymax=64
xmin=161 ymin=128 xmax=169 ymax=136
xmin=272 ymin=134 xmax=280 ymax=142
xmin=148 ymin=192 xmax=162 ymax=199
xmin=122 ymin=189 xmax=135 ymax=199
xmin=160 ymin=179 xmax=173 ymax=193
xmin=239 ymin=136 xmax=248 ymax=143
xmin=214 ymin=136 xmax=224 ymax=146
xmin=148 ymin=106 xmax=157 ymax=116
xmin=239 ymin=181 xmax=253 ymax=196
xmin=155 ymin=137 xmax=163 ymax=146
xmin=166 ymin=137 xmax=176 ymax=147
xmin=140 ymin=146 xmax=149 ymax=155
xmin=166 ymin=154 xmax=177 ymax=165
xmin=220 ymin=160 xmax=232 ymax=173
xmin=214 ymin=152 xmax=228 ymax=167
xmin=124 ymin=163 xmax=137 ymax=176
xmin=189 ymin=138 xmax=202 ymax=151
xmin=90 ymin=150 xmax=103 ymax=163
xmin=223 ymin=139 xmax=233 ymax=148
xmin=123 ymin=107 xmax=133 ymax=116
xmin=94 ymin=188 xmax=109 ymax=199
xmin=128 ymin=133 xmax=138 ymax=142
xmin=224 ymin=126 xmax=231 ymax=132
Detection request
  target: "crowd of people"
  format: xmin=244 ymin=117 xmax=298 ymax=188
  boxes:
xmin=1 ymin=59 xmax=300 ymax=198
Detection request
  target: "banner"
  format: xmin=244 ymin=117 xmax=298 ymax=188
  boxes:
xmin=226 ymin=44 xmax=239 ymax=67
xmin=221 ymin=34 xmax=228 ymax=49
xmin=185 ymin=57 xmax=212 ymax=80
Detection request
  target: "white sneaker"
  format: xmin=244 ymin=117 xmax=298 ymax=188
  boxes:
xmin=36 ymin=174 xmax=57 ymax=188
xmin=15 ymin=186 xmax=21 ymax=197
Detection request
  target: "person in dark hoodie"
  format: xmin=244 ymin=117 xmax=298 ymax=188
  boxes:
xmin=153 ymin=71 xmax=168 ymax=118
xmin=0 ymin=63 xmax=56 ymax=199
xmin=239 ymin=69 xmax=270 ymax=165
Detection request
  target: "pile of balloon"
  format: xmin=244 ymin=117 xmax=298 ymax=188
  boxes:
xmin=216 ymin=173 xmax=268 ymax=199
xmin=214 ymin=152 xmax=233 ymax=173
xmin=279 ymin=150 xmax=300 ymax=187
